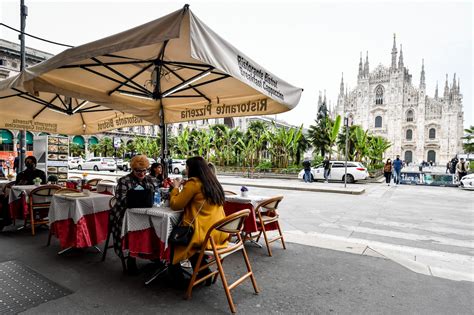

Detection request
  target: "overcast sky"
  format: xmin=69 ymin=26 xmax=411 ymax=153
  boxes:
xmin=1 ymin=0 xmax=472 ymax=129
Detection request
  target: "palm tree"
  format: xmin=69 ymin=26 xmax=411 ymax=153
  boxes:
xmin=352 ymin=126 xmax=369 ymax=162
xmin=98 ymin=137 xmax=114 ymax=156
xmin=307 ymin=117 xmax=332 ymax=158
xmin=462 ymin=125 xmax=474 ymax=153
xmin=367 ymin=135 xmax=391 ymax=166
xmin=337 ymin=125 xmax=357 ymax=160
xmin=69 ymin=143 xmax=84 ymax=157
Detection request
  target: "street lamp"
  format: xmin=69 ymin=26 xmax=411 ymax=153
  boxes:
xmin=344 ymin=113 xmax=353 ymax=188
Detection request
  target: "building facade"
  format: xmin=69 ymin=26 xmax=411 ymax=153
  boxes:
xmin=335 ymin=35 xmax=464 ymax=165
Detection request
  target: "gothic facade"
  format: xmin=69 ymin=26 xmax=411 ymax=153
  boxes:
xmin=335 ymin=35 xmax=464 ymax=165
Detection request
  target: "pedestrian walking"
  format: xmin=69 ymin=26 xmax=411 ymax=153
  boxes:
xmin=450 ymin=157 xmax=458 ymax=174
xmin=322 ymin=156 xmax=331 ymax=183
xmin=383 ymin=159 xmax=392 ymax=186
xmin=302 ymin=158 xmax=312 ymax=183
xmin=456 ymin=158 xmax=469 ymax=181
xmin=446 ymin=161 xmax=451 ymax=174
xmin=168 ymin=156 xmax=173 ymax=174
xmin=392 ymin=155 xmax=403 ymax=185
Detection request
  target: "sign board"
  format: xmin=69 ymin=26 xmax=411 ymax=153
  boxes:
xmin=400 ymin=172 xmax=423 ymax=185
xmin=423 ymin=174 xmax=456 ymax=187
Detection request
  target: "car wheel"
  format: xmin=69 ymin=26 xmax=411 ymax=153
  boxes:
xmin=78 ymin=165 xmax=82 ymax=170
xmin=174 ymin=167 xmax=180 ymax=174
xmin=311 ymin=174 xmax=315 ymax=182
xmin=343 ymin=174 xmax=355 ymax=183
xmin=93 ymin=165 xmax=99 ymax=171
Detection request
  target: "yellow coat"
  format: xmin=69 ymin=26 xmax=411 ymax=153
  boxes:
xmin=170 ymin=177 xmax=228 ymax=264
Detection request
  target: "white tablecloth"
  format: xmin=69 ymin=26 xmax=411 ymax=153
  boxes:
xmin=225 ymin=194 xmax=269 ymax=208
xmin=9 ymin=185 xmax=39 ymax=203
xmin=49 ymin=192 xmax=113 ymax=224
xmin=122 ymin=206 xmax=182 ymax=249
xmin=0 ymin=180 xmax=11 ymax=192
xmin=96 ymin=182 xmax=117 ymax=194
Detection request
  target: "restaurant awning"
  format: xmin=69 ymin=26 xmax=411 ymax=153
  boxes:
xmin=0 ymin=5 xmax=303 ymax=125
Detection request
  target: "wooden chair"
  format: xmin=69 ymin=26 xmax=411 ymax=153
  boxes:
xmin=86 ymin=178 xmax=102 ymax=191
xmin=252 ymin=196 xmax=286 ymax=257
xmin=185 ymin=209 xmax=259 ymax=313
xmin=101 ymin=197 xmax=126 ymax=272
xmin=224 ymin=190 xmax=237 ymax=195
xmin=27 ymin=185 xmax=61 ymax=236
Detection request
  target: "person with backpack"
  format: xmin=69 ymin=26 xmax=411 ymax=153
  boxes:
xmin=302 ymin=158 xmax=312 ymax=183
xmin=383 ymin=159 xmax=393 ymax=186
xmin=456 ymin=158 xmax=469 ymax=181
xmin=322 ymin=156 xmax=331 ymax=183
xmin=392 ymin=155 xmax=403 ymax=185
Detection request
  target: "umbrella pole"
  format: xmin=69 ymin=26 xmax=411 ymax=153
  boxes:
xmin=159 ymin=107 xmax=168 ymax=178
xmin=18 ymin=0 xmax=28 ymax=172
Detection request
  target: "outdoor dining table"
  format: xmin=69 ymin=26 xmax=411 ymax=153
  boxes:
xmin=96 ymin=182 xmax=117 ymax=195
xmin=48 ymin=192 xmax=112 ymax=250
xmin=8 ymin=185 xmax=41 ymax=221
xmin=224 ymin=194 xmax=278 ymax=234
xmin=0 ymin=179 xmax=11 ymax=192
xmin=121 ymin=206 xmax=182 ymax=261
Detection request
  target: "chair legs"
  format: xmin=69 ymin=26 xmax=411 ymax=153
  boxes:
xmin=46 ymin=230 xmax=52 ymax=246
xmin=258 ymin=220 xmax=286 ymax=257
xmin=30 ymin=207 xmax=35 ymax=236
xmin=185 ymin=237 xmax=259 ymax=314
xmin=101 ymin=231 xmax=111 ymax=261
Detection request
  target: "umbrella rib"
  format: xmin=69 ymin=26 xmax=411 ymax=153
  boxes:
xmin=161 ymin=65 xmax=211 ymax=103
xmin=81 ymin=66 xmax=151 ymax=96
xmin=60 ymin=59 xmax=150 ymax=68
xmin=91 ymin=57 xmax=151 ymax=95
xmin=0 ymin=92 xmax=23 ymax=99
xmin=108 ymin=63 xmax=154 ymax=96
xmin=32 ymin=94 xmax=61 ymax=119
xmin=172 ymin=74 xmax=230 ymax=93
xmin=79 ymin=104 xmax=102 ymax=111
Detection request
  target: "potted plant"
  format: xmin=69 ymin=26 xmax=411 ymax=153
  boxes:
xmin=47 ymin=175 xmax=58 ymax=185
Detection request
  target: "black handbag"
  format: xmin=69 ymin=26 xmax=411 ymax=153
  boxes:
xmin=169 ymin=201 xmax=205 ymax=246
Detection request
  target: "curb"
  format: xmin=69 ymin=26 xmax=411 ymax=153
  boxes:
xmin=220 ymin=181 xmax=366 ymax=195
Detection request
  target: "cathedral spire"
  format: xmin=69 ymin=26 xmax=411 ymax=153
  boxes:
xmin=420 ymin=58 xmax=426 ymax=90
xmin=452 ymin=73 xmax=457 ymax=94
xmin=340 ymin=73 xmax=344 ymax=96
xmin=458 ymin=77 xmax=460 ymax=93
xmin=391 ymin=33 xmax=398 ymax=70
xmin=444 ymin=74 xmax=449 ymax=99
xmin=364 ymin=51 xmax=369 ymax=76
xmin=323 ymin=89 xmax=327 ymax=105
xmin=358 ymin=52 xmax=363 ymax=78
xmin=318 ymin=90 xmax=322 ymax=107
xmin=398 ymin=44 xmax=404 ymax=69
xmin=435 ymin=81 xmax=438 ymax=99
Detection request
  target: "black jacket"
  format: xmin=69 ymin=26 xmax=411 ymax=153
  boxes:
xmin=15 ymin=168 xmax=47 ymax=185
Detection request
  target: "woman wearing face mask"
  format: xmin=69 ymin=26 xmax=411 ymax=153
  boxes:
xmin=111 ymin=155 xmax=159 ymax=274
xmin=15 ymin=156 xmax=46 ymax=185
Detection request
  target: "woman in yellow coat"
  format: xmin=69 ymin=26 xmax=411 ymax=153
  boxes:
xmin=169 ymin=156 xmax=228 ymax=286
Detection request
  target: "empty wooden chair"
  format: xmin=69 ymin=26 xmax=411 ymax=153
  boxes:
xmin=253 ymin=196 xmax=286 ymax=256
xmin=185 ymin=209 xmax=259 ymax=313
xmin=27 ymin=185 xmax=61 ymax=235
xmin=86 ymin=178 xmax=102 ymax=191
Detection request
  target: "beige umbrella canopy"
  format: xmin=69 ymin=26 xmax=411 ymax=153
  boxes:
xmin=0 ymin=77 xmax=152 ymax=135
xmin=4 ymin=5 xmax=303 ymax=125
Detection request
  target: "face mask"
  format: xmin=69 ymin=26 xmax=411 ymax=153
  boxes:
xmin=25 ymin=163 xmax=34 ymax=169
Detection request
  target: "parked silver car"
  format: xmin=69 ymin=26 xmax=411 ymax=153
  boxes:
xmin=298 ymin=161 xmax=368 ymax=183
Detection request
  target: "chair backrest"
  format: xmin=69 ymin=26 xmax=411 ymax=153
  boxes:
xmin=86 ymin=178 xmax=102 ymax=187
xmin=29 ymin=185 xmax=61 ymax=205
xmin=209 ymin=209 xmax=250 ymax=236
xmin=68 ymin=176 xmax=82 ymax=180
xmin=255 ymin=196 xmax=284 ymax=214
xmin=54 ymin=188 xmax=80 ymax=195
xmin=2 ymin=181 xmax=15 ymax=195
xmin=224 ymin=190 xmax=237 ymax=195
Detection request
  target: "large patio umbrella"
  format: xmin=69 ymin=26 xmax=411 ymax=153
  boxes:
xmin=0 ymin=76 xmax=153 ymax=135
xmin=2 ymin=5 xmax=303 ymax=158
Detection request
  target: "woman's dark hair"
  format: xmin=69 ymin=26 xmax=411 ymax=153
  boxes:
xmin=186 ymin=156 xmax=225 ymax=205
xmin=150 ymin=163 xmax=162 ymax=176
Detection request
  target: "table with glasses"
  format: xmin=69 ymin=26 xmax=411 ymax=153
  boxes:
xmin=96 ymin=181 xmax=117 ymax=195
xmin=48 ymin=192 xmax=113 ymax=249
xmin=224 ymin=194 xmax=278 ymax=233
xmin=121 ymin=206 xmax=182 ymax=260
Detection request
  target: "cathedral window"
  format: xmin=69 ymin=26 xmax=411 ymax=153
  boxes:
xmin=406 ymin=129 xmax=413 ymax=140
xmin=406 ymin=110 xmax=414 ymax=122
xmin=427 ymin=150 xmax=436 ymax=163
xmin=375 ymin=116 xmax=382 ymax=128
xmin=429 ymin=128 xmax=436 ymax=139
xmin=375 ymin=85 xmax=384 ymax=105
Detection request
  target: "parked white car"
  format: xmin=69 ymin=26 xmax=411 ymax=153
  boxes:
xmin=298 ymin=161 xmax=368 ymax=183
xmin=459 ymin=174 xmax=474 ymax=190
xmin=78 ymin=157 xmax=116 ymax=172
xmin=68 ymin=157 xmax=83 ymax=170
xmin=170 ymin=159 xmax=186 ymax=174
